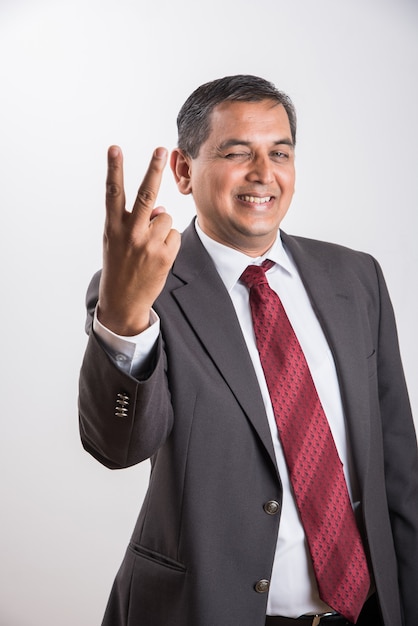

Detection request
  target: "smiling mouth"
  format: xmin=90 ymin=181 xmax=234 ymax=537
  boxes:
xmin=238 ymin=195 xmax=272 ymax=204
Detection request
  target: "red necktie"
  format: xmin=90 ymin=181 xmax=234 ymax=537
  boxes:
xmin=240 ymin=260 xmax=370 ymax=623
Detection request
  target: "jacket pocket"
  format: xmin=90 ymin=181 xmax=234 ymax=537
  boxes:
xmin=128 ymin=542 xmax=186 ymax=572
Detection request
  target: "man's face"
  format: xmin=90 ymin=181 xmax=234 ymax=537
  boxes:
xmin=174 ymin=99 xmax=295 ymax=256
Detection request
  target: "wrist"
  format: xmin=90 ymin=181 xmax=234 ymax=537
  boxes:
xmin=96 ymin=304 xmax=152 ymax=336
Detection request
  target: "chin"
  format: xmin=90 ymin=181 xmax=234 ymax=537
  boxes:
xmin=239 ymin=219 xmax=280 ymax=239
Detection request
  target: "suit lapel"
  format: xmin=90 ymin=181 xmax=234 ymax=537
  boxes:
xmin=167 ymin=223 xmax=372 ymax=485
xmin=282 ymin=232 xmax=371 ymax=485
xmin=169 ymin=222 xmax=278 ymax=469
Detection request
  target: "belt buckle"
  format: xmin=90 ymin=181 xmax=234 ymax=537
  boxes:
xmin=310 ymin=613 xmax=337 ymax=626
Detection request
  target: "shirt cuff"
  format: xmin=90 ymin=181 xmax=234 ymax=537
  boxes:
xmin=93 ymin=308 xmax=160 ymax=375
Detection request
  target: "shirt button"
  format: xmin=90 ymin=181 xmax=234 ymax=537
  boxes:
xmin=263 ymin=500 xmax=280 ymax=515
xmin=255 ymin=579 xmax=270 ymax=594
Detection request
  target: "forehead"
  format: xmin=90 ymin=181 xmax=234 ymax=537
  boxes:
xmin=207 ymin=99 xmax=292 ymax=143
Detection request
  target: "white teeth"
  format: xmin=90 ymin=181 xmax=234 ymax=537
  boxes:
xmin=240 ymin=195 xmax=271 ymax=204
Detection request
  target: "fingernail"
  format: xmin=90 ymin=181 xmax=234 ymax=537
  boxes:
xmin=109 ymin=146 xmax=120 ymax=157
xmin=154 ymin=147 xmax=167 ymax=159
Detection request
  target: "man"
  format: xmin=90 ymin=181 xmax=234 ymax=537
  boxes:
xmin=78 ymin=75 xmax=418 ymax=626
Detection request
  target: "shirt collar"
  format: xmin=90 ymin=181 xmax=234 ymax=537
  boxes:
xmin=195 ymin=220 xmax=294 ymax=292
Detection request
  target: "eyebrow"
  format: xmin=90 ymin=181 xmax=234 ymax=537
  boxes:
xmin=218 ymin=138 xmax=294 ymax=150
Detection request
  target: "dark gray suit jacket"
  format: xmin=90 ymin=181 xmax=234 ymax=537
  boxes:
xmin=79 ymin=220 xmax=418 ymax=626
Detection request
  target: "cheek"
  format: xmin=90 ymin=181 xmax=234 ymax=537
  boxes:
xmin=205 ymin=179 xmax=231 ymax=209
xmin=279 ymin=170 xmax=296 ymax=196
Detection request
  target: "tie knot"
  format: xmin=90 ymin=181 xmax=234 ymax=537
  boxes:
xmin=240 ymin=259 xmax=275 ymax=289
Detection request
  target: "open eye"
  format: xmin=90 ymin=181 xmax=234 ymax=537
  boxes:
xmin=271 ymin=150 xmax=289 ymax=160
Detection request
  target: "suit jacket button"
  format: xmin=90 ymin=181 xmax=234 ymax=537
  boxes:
xmin=255 ymin=579 xmax=270 ymax=593
xmin=264 ymin=500 xmax=280 ymax=515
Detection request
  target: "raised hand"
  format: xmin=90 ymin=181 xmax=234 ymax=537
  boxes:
xmin=97 ymin=146 xmax=181 ymax=336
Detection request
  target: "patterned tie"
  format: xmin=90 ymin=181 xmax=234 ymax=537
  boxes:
xmin=240 ymin=260 xmax=370 ymax=623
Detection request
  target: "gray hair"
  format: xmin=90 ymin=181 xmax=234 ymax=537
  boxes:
xmin=177 ymin=74 xmax=297 ymax=158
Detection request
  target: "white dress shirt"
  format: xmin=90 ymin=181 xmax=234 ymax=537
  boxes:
xmin=94 ymin=221 xmax=358 ymax=618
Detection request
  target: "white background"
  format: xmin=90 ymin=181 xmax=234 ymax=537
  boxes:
xmin=0 ymin=0 xmax=417 ymax=624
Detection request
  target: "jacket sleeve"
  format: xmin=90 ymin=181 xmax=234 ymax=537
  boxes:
xmin=78 ymin=272 xmax=174 ymax=469
xmin=374 ymin=258 xmax=418 ymax=625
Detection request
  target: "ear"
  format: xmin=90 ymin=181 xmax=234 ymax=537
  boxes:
xmin=170 ymin=149 xmax=193 ymax=195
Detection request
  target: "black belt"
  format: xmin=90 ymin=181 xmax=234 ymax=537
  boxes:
xmin=266 ymin=613 xmax=350 ymax=626
xmin=265 ymin=593 xmax=380 ymax=626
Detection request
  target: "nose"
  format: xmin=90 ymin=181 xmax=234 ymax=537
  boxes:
xmin=245 ymin=154 xmax=274 ymax=184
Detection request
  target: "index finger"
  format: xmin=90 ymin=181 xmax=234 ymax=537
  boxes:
xmin=132 ymin=147 xmax=168 ymax=221
xmin=105 ymin=145 xmax=126 ymax=222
